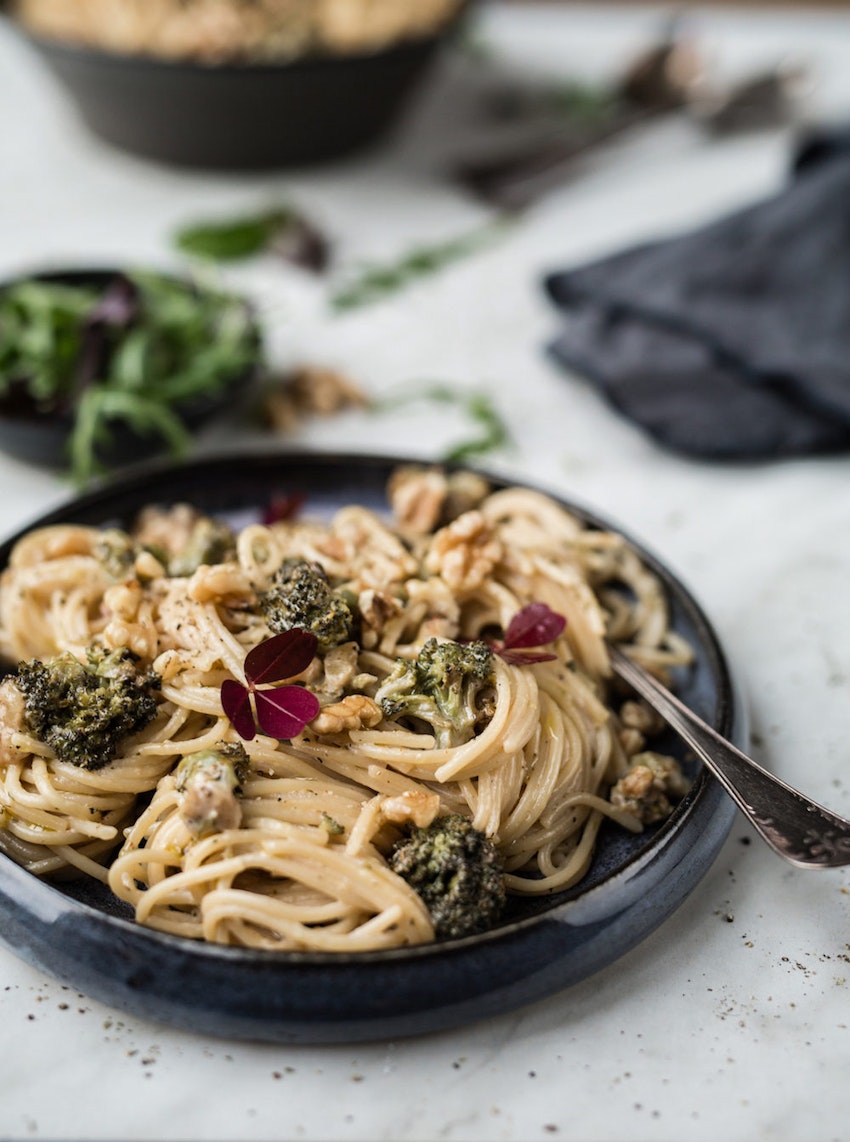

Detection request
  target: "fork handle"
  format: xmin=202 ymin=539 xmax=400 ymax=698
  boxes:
xmin=608 ymin=646 xmax=850 ymax=869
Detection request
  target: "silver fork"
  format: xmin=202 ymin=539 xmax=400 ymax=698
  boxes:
xmin=608 ymin=644 xmax=850 ymax=869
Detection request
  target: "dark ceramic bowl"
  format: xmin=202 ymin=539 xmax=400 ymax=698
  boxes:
xmin=0 ymin=451 xmax=743 ymax=1043
xmin=0 ymin=267 xmax=261 ymax=471
xmin=9 ymin=8 xmax=468 ymax=168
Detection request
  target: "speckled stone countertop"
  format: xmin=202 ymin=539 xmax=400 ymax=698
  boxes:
xmin=0 ymin=4 xmax=849 ymax=1140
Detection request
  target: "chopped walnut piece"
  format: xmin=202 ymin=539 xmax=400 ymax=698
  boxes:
xmin=102 ymin=580 xmax=157 ymax=658
xmin=102 ymin=618 xmax=157 ymax=661
xmin=358 ymin=588 xmax=404 ymax=649
xmin=389 ymin=467 xmax=450 ymax=536
xmin=103 ymin=580 xmax=144 ymax=622
xmin=264 ymin=365 xmax=368 ymax=434
xmin=311 ymin=695 xmax=383 ymax=735
xmin=389 ymin=467 xmax=491 ymax=537
xmin=380 ymin=790 xmax=441 ymax=829
xmin=187 ymin=562 xmax=254 ymax=605
xmin=314 ymin=507 xmax=417 ymax=588
xmin=424 ymin=510 xmax=503 ymax=593
xmin=610 ymin=751 xmax=690 ymax=825
xmin=619 ymin=698 xmax=666 ymax=738
xmin=618 ymin=727 xmax=646 ymax=758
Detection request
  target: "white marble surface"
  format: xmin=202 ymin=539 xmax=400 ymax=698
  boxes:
xmin=1 ymin=4 xmax=850 ymax=1140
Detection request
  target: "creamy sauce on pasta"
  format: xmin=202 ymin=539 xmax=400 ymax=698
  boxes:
xmin=0 ymin=471 xmax=690 ymax=951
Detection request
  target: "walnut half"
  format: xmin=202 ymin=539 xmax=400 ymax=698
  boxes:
xmin=311 ymin=695 xmax=383 ymax=736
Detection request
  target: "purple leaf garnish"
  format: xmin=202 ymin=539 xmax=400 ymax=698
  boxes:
xmin=87 ymin=274 xmax=140 ymax=328
xmin=221 ymin=679 xmax=257 ymax=741
xmin=255 ymin=686 xmax=320 ymax=740
xmin=503 ymin=603 xmax=566 ymax=650
xmin=222 ymin=628 xmax=320 ymax=742
xmin=245 ymin=628 xmax=317 ymax=685
xmin=484 ymin=602 xmax=567 ymax=668
xmin=76 ymin=275 xmax=141 ymax=396
xmin=262 ymin=493 xmax=305 ymax=526
xmin=498 ymin=648 xmax=559 ymax=666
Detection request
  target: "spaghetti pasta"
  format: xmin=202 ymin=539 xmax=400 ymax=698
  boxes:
xmin=0 ymin=467 xmax=690 ymax=950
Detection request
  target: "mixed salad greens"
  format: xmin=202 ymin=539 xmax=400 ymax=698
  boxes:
xmin=0 ymin=270 xmax=261 ymax=485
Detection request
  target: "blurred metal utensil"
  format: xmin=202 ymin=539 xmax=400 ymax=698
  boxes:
xmin=455 ymin=31 xmax=701 ymax=211
xmin=690 ymin=65 xmax=807 ymax=135
xmin=456 ymin=107 xmax=651 ymax=212
xmin=456 ymin=21 xmax=803 ymax=211
xmin=609 ymin=644 xmax=850 ymax=869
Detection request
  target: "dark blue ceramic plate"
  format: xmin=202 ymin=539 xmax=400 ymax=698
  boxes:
xmin=0 ymin=450 xmax=741 ymax=1043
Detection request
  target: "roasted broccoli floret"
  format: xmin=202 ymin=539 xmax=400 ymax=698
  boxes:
xmin=375 ymin=638 xmax=495 ymax=748
xmin=167 ymin=516 xmax=236 ymax=577
xmin=259 ymin=558 xmax=355 ymax=652
xmin=94 ymin=514 xmax=235 ymax=581
xmin=175 ymin=742 xmax=249 ymax=837
xmin=609 ymin=751 xmax=690 ymax=825
xmin=390 ymin=814 xmax=506 ymax=940
xmin=94 ymin=527 xmax=139 ymax=581
xmin=15 ymin=646 xmax=160 ymax=771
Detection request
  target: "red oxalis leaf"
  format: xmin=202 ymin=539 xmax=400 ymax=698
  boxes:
xmin=262 ymin=493 xmax=305 ymax=526
xmin=254 ymin=685 xmax=320 ymax=740
xmin=498 ymin=648 xmax=559 ymax=666
xmin=503 ymin=603 xmax=566 ymax=650
xmin=221 ymin=679 xmax=257 ymax=741
xmin=245 ymin=628 xmax=318 ymax=686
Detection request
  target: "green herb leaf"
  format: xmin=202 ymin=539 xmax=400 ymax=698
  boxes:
xmin=174 ymin=206 xmax=330 ymax=271
xmin=0 ymin=281 xmax=97 ymax=408
xmin=375 ymin=384 xmax=512 ymax=464
xmin=330 ymin=217 xmax=511 ymax=313
xmin=68 ymin=386 xmax=194 ymax=486
xmin=175 ymin=209 xmax=292 ymax=262
xmin=444 ymin=392 xmax=511 ymax=463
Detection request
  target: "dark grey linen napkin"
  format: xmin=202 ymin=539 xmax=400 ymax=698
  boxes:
xmin=545 ymin=140 xmax=850 ymax=459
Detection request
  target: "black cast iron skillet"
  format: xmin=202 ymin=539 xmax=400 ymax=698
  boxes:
xmin=3 ymin=4 xmax=471 ymax=167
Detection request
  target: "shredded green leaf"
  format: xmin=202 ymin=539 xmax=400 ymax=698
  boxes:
xmin=375 ymin=384 xmax=512 ymax=464
xmin=0 ymin=281 xmax=97 ymax=406
xmin=444 ymin=392 xmax=512 ymax=463
xmin=329 ymin=217 xmax=511 ymax=312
